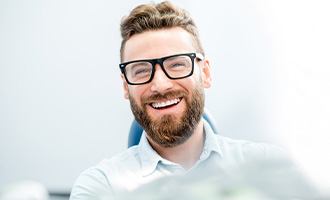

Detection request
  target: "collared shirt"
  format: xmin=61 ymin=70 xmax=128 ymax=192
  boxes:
xmin=70 ymin=120 xmax=282 ymax=200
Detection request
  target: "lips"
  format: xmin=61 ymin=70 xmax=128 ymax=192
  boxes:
xmin=150 ymin=98 xmax=182 ymax=109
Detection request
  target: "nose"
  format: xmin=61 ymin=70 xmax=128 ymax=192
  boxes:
xmin=150 ymin=64 xmax=174 ymax=93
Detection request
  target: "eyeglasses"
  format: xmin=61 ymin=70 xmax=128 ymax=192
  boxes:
xmin=119 ymin=52 xmax=204 ymax=85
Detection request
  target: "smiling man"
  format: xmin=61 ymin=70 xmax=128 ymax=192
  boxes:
xmin=121 ymin=26 xmax=211 ymax=170
xmin=69 ymin=1 xmax=283 ymax=199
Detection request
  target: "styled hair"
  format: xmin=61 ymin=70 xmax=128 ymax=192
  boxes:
xmin=120 ymin=1 xmax=204 ymax=61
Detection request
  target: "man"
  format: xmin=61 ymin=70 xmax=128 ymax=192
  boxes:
xmin=70 ymin=1 xmax=283 ymax=199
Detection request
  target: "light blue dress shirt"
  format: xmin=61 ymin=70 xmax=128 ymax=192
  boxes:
xmin=70 ymin=119 xmax=281 ymax=200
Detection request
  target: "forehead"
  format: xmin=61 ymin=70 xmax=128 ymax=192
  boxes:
xmin=123 ymin=27 xmax=196 ymax=62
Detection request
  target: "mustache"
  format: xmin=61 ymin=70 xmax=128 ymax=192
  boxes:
xmin=142 ymin=90 xmax=188 ymax=104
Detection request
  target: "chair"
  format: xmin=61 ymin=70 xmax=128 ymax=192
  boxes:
xmin=128 ymin=108 xmax=219 ymax=147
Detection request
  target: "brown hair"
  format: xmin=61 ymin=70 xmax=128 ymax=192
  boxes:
xmin=120 ymin=1 xmax=204 ymax=61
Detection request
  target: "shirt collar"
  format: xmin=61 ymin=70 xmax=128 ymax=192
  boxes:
xmin=201 ymin=118 xmax=223 ymax=160
xmin=137 ymin=119 xmax=223 ymax=176
xmin=138 ymin=132 xmax=164 ymax=176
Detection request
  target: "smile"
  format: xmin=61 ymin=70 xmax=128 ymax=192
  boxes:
xmin=150 ymin=98 xmax=182 ymax=109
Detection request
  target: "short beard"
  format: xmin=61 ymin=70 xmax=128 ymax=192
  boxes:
xmin=128 ymin=86 xmax=204 ymax=148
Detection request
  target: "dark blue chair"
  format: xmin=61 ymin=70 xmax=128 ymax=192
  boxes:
xmin=128 ymin=108 xmax=219 ymax=147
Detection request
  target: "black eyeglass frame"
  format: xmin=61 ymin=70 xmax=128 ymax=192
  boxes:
xmin=119 ymin=52 xmax=203 ymax=85
xmin=119 ymin=53 xmax=203 ymax=85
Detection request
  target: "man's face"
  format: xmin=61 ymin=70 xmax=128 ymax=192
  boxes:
xmin=121 ymin=27 xmax=211 ymax=147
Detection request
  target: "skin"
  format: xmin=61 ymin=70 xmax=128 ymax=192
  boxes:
xmin=121 ymin=27 xmax=212 ymax=169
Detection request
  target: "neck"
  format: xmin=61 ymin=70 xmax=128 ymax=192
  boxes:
xmin=147 ymin=120 xmax=205 ymax=170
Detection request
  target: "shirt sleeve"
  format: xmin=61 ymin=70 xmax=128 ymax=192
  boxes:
xmin=69 ymin=167 xmax=114 ymax=200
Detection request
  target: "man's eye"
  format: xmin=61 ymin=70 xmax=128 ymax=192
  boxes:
xmin=168 ymin=62 xmax=187 ymax=69
xmin=133 ymin=68 xmax=150 ymax=76
xmin=172 ymin=63 xmax=185 ymax=67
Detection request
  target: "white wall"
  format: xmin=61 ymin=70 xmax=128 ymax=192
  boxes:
xmin=1 ymin=0 xmax=329 ymax=191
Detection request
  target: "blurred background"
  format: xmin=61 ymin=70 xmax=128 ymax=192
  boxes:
xmin=1 ymin=0 xmax=329 ymax=199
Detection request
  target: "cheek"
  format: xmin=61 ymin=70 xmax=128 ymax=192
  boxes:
xmin=127 ymin=86 xmax=146 ymax=105
xmin=188 ymin=72 xmax=203 ymax=87
xmin=175 ymin=79 xmax=199 ymax=96
xmin=191 ymin=67 xmax=202 ymax=81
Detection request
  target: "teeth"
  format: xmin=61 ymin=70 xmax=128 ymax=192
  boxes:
xmin=151 ymin=98 xmax=180 ymax=109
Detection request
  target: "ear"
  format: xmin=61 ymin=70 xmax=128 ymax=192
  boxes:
xmin=200 ymin=58 xmax=212 ymax=88
xmin=121 ymin=74 xmax=129 ymax=99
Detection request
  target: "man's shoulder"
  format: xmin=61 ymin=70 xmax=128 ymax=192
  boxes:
xmin=214 ymin=135 xmax=286 ymax=162
xmin=70 ymin=146 xmax=143 ymax=199
xmin=90 ymin=145 xmax=143 ymax=180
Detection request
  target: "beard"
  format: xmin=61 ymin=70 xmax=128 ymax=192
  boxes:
xmin=128 ymin=85 xmax=205 ymax=148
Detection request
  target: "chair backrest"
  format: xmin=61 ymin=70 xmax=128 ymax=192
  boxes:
xmin=127 ymin=108 xmax=219 ymax=147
